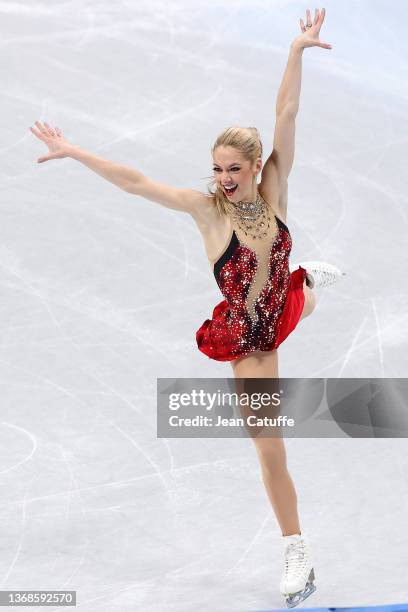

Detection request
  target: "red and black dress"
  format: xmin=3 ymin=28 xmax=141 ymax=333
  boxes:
xmin=196 ymin=199 xmax=307 ymax=362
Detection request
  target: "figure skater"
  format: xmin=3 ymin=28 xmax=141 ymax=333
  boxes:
xmin=30 ymin=7 xmax=343 ymax=607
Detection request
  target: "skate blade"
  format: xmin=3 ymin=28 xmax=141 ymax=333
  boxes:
xmin=285 ymin=582 xmax=316 ymax=608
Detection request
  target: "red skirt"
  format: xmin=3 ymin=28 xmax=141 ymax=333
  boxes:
xmin=196 ymin=266 xmax=307 ymax=362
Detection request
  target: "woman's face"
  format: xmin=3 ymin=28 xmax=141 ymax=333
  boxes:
xmin=212 ymin=146 xmax=261 ymax=202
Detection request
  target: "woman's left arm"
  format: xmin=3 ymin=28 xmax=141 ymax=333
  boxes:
xmin=260 ymin=8 xmax=332 ymax=217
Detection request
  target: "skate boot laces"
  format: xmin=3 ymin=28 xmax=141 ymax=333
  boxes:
xmin=309 ymin=262 xmax=344 ymax=289
xmin=284 ymin=540 xmax=307 ymax=576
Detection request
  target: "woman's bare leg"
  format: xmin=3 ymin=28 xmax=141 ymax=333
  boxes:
xmin=231 ymin=350 xmax=301 ymax=536
xmin=229 ymin=279 xmax=316 ymax=535
xmin=300 ymin=279 xmax=316 ymax=321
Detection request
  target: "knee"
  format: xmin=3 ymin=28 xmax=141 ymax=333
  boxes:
xmin=254 ymin=438 xmax=287 ymax=473
xmin=302 ymin=284 xmax=316 ymax=319
xmin=309 ymin=289 xmax=317 ymax=313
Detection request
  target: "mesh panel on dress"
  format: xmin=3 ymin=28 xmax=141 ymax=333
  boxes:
xmin=232 ymin=206 xmax=279 ymax=324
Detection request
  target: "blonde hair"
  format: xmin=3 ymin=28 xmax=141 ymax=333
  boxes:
xmin=207 ymin=126 xmax=263 ymax=216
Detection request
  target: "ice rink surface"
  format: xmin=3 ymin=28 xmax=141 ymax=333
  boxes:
xmin=1 ymin=0 xmax=407 ymax=610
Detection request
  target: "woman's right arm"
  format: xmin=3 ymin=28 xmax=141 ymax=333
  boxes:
xmin=29 ymin=121 xmax=210 ymax=219
xmin=69 ymin=146 xmax=208 ymax=218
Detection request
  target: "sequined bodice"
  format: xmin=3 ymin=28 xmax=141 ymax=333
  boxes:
xmin=212 ymin=210 xmax=293 ymax=353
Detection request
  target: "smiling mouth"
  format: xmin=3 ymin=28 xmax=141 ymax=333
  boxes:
xmin=223 ymin=184 xmax=238 ymax=195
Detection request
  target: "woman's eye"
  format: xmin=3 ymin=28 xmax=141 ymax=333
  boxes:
xmin=212 ymin=168 xmax=240 ymax=172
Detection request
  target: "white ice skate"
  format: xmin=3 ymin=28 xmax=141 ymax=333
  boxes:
xmin=280 ymin=533 xmax=316 ymax=608
xmin=289 ymin=261 xmax=346 ymax=289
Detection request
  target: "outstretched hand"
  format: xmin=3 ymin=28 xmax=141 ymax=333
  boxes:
xmin=29 ymin=121 xmax=73 ymax=163
xmin=294 ymin=8 xmax=332 ymax=50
